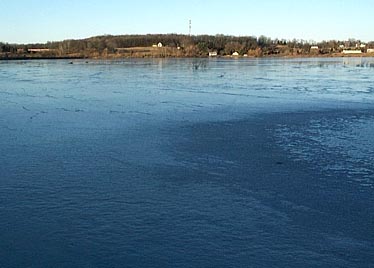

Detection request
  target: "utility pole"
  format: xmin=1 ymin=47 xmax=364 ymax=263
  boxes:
xmin=189 ymin=20 xmax=192 ymax=36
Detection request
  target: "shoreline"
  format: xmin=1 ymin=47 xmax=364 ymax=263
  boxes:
xmin=1 ymin=54 xmax=374 ymax=61
xmin=0 ymin=55 xmax=374 ymax=61
xmin=0 ymin=56 xmax=85 ymax=61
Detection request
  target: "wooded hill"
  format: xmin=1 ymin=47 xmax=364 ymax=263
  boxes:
xmin=1 ymin=34 xmax=373 ymax=59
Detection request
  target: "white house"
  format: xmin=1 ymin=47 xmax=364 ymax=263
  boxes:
xmin=157 ymin=42 xmax=163 ymax=48
xmin=310 ymin=46 xmax=319 ymax=50
xmin=367 ymin=49 xmax=374 ymax=53
xmin=343 ymin=50 xmax=362 ymax=54
xmin=28 ymin=48 xmax=50 ymax=53
xmin=209 ymin=51 xmax=218 ymax=57
xmin=232 ymin=52 xmax=239 ymax=56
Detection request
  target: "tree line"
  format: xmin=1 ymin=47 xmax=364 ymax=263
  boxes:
xmin=1 ymin=34 xmax=374 ymax=58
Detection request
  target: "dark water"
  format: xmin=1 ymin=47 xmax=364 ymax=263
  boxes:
xmin=1 ymin=58 xmax=373 ymax=267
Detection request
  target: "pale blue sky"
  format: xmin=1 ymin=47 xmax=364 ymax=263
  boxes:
xmin=1 ymin=0 xmax=373 ymax=44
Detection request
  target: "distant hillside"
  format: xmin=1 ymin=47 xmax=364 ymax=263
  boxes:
xmin=1 ymin=34 xmax=374 ymax=59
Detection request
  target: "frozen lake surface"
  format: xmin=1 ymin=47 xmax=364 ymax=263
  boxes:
xmin=1 ymin=58 xmax=374 ymax=267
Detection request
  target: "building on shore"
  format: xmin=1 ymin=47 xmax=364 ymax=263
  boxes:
xmin=209 ymin=51 xmax=218 ymax=57
xmin=232 ymin=52 xmax=239 ymax=56
xmin=151 ymin=43 xmax=163 ymax=48
xmin=310 ymin=46 xmax=319 ymax=54
xmin=367 ymin=49 xmax=374 ymax=53
xmin=342 ymin=50 xmax=362 ymax=54
xmin=28 ymin=48 xmax=50 ymax=53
